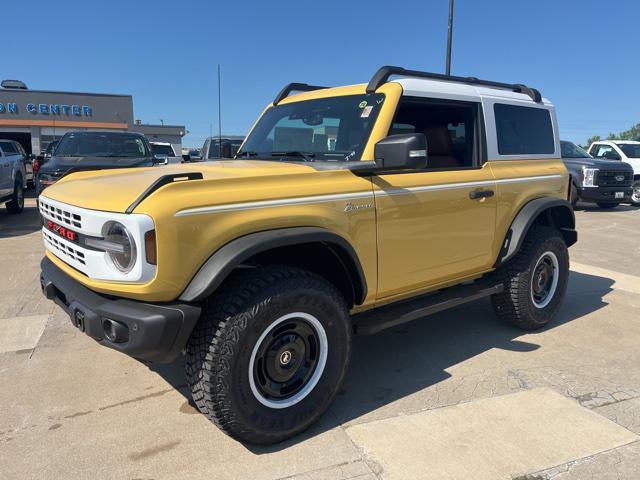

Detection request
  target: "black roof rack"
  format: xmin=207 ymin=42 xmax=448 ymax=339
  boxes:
xmin=366 ymin=66 xmax=542 ymax=103
xmin=273 ymin=83 xmax=328 ymax=105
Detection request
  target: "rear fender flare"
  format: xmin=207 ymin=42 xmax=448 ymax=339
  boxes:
xmin=495 ymin=197 xmax=576 ymax=267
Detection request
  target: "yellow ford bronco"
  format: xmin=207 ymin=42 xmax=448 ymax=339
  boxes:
xmin=39 ymin=66 xmax=577 ymax=444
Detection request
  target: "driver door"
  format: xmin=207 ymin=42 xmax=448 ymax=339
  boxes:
xmin=373 ymin=97 xmax=497 ymax=301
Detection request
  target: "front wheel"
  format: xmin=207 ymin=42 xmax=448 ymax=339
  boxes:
xmin=569 ymin=183 xmax=579 ymax=207
xmin=491 ymin=226 xmax=569 ymax=330
xmin=630 ymin=180 xmax=640 ymax=206
xmin=6 ymin=179 xmax=24 ymax=214
xmin=596 ymin=202 xmax=619 ymax=209
xmin=185 ymin=266 xmax=351 ymax=444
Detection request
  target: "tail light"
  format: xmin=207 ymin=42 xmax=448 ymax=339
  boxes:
xmin=33 ymin=159 xmax=40 ymax=174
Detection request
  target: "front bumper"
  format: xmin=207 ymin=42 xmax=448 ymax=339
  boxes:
xmin=578 ymin=185 xmax=633 ymax=203
xmin=40 ymin=257 xmax=201 ymax=363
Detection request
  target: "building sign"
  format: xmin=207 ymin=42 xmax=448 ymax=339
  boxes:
xmin=0 ymin=102 xmax=92 ymax=116
xmin=0 ymin=90 xmax=134 ymax=126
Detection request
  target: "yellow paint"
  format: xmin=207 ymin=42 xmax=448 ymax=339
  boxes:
xmin=41 ymin=82 xmax=569 ymax=310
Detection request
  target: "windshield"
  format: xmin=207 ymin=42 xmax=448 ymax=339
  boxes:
xmin=239 ymin=94 xmax=384 ymax=162
xmin=561 ymin=141 xmax=591 ymax=158
xmin=46 ymin=141 xmax=59 ymax=155
xmin=151 ymin=144 xmax=175 ymax=156
xmin=55 ymin=132 xmax=150 ymax=158
xmin=616 ymin=143 xmax=640 ymax=158
xmin=208 ymin=139 xmax=243 ymax=159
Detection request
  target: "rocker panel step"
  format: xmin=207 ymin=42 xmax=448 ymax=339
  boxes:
xmin=352 ymin=280 xmax=503 ymax=335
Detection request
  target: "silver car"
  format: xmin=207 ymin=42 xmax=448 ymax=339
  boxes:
xmin=0 ymin=139 xmax=27 ymax=213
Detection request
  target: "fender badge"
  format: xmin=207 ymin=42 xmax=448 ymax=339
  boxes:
xmin=344 ymin=202 xmax=373 ymax=212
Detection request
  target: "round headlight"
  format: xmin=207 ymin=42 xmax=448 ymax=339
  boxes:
xmin=104 ymin=221 xmax=137 ymax=273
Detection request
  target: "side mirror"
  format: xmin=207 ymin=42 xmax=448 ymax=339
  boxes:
xmin=374 ymin=133 xmax=428 ymax=170
xmin=602 ymin=151 xmax=620 ymax=160
xmin=153 ymin=154 xmax=169 ymax=165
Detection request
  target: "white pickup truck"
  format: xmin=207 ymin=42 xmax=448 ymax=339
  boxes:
xmin=149 ymin=141 xmax=182 ymax=164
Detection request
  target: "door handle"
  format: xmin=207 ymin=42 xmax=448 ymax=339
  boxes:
xmin=469 ymin=189 xmax=494 ymax=200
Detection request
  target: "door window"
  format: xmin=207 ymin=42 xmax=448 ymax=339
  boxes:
xmin=592 ymin=145 xmax=621 ymax=160
xmin=389 ymin=98 xmax=480 ymax=169
xmin=0 ymin=141 xmax=18 ymax=155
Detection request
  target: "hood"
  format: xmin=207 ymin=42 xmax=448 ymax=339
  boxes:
xmin=39 ymin=155 xmax=153 ymax=175
xmin=40 ymin=160 xmax=317 ymax=213
xmin=562 ymin=157 xmax=633 ymax=170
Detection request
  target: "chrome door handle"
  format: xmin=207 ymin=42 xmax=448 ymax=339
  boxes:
xmin=469 ymin=189 xmax=494 ymax=200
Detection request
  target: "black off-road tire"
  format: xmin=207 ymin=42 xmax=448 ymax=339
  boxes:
xmin=630 ymin=180 xmax=640 ymax=206
xmin=6 ymin=178 xmax=24 ymax=214
xmin=596 ymin=202 xmax=619 ymax=209
xmin=185 ymin=265 xmax=351 ymax=445
xmin=491 ymin=226 xmax=569 ymax=330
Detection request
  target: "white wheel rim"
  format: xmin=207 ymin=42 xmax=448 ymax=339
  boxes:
xmin=248 ymin=312 xmax=328 ymax=409
xmin=530 ymin=251 xmax=560 ymax=309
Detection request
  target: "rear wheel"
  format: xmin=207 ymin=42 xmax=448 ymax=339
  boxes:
xmin=596 ymin=202 xmax=619 ymax=209
xmin=6 ymin=178 xmax=24 ymax=214
xmin=491 ymin=226 xmax=569 ymax=330
xmin=185 ymin=266 xmax=351 ymax=444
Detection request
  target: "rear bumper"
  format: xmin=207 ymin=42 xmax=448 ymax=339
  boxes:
xmin=578 ymin=186 xmax=633 ymax=203
xmin=40 ymin=256 xmax=201 ymax=363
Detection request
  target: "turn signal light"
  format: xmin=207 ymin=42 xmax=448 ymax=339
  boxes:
xmin=145 ymin=230 xmax=157 ymax=265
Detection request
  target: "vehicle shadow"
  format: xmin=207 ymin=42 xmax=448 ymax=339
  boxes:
xmin=574 ymin=202 xmax=639 ymax=213
xmin=0 ymin=190 xmax=42 ymax=239
xmin=149 ymin=270 xmax=614 ymax=451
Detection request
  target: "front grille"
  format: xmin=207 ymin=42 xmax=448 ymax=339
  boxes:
xmin=43 ymin=230 xmax=86 ymax=265
xmin=597 ymin=170 xmax=633 ymax=187
xmin=39 ymin=199 xmax=82 ymax=229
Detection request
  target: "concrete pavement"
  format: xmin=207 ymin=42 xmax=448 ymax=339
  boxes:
xmin=1 ymin=197 xmax=640 ymax=479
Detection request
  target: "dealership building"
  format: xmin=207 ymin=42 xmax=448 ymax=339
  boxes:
xmin=0 ymin=80 xmax=185 ymax=155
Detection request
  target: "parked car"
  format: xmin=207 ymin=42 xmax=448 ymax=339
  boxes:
xmin=561 ymin=140 xmax=634 ymax=208
xmin=36 ymin=131 xmax=166 ymax=194
xmin=182 ymin=148 xmax=202 ymax=162
xmin=33 ymin=140 xmax=60 ymax=177
xmin=149 ymin=141 xmax=182 ymax=164
xmin=0 ymin=139 xmax=27 ymax=213
xmin=39 ymin=66 xmax=577 ymax=444
xmin=201 ymin=136 xmax=244 ymax=160
xmin=588 ymin=140 xmax=640 ymax=205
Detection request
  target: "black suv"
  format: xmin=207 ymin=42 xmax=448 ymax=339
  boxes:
xmin=561 ymin=140 xmax=634 ymax=209
xmin=36 ymin=131 xmax=165 ymax=193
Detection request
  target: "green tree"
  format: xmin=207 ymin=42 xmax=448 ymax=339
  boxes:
xmin=584 ymin=135 xmax=601 ymax=147
xmin=618 ymin=123 xmax=640 ymax=140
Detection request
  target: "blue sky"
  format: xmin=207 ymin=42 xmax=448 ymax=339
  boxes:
xmin=5 ymin=0 xmax=639 ymax=147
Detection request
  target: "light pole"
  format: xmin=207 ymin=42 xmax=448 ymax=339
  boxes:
xmin=446 ymin=0 xmax=454 ymax=75
xmin=217 ymin=64 xmax=222 ymax=159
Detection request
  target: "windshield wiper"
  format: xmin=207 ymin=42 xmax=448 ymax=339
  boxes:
xmin=270 ymin=151 xmax=315 ymax=162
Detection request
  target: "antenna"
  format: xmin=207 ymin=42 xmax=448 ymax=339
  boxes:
xmin=217 ymin=64 xmax=222 ymax=159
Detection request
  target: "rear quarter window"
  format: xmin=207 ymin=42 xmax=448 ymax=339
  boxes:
xmin=494 ymin=104 xmax=554 ymax=155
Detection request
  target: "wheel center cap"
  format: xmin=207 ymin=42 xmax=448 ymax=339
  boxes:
xmin=280 ymin=350 xmax=292 ymax=365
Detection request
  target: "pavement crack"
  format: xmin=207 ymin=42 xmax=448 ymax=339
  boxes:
xmin=98 ymin=386 xmax=184 ymax=411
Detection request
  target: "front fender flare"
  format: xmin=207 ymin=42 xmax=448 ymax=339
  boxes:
xmin=179 ymin=227 xmax=367 ymax=304
xmin=496 ymin=197 xmax=577 ymax=267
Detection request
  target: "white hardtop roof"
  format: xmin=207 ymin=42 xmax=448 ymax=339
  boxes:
xmin=396 ymin=77 xmax=552 ymax=106
xmin=149 ymin=141 xmax=171 ymax=145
